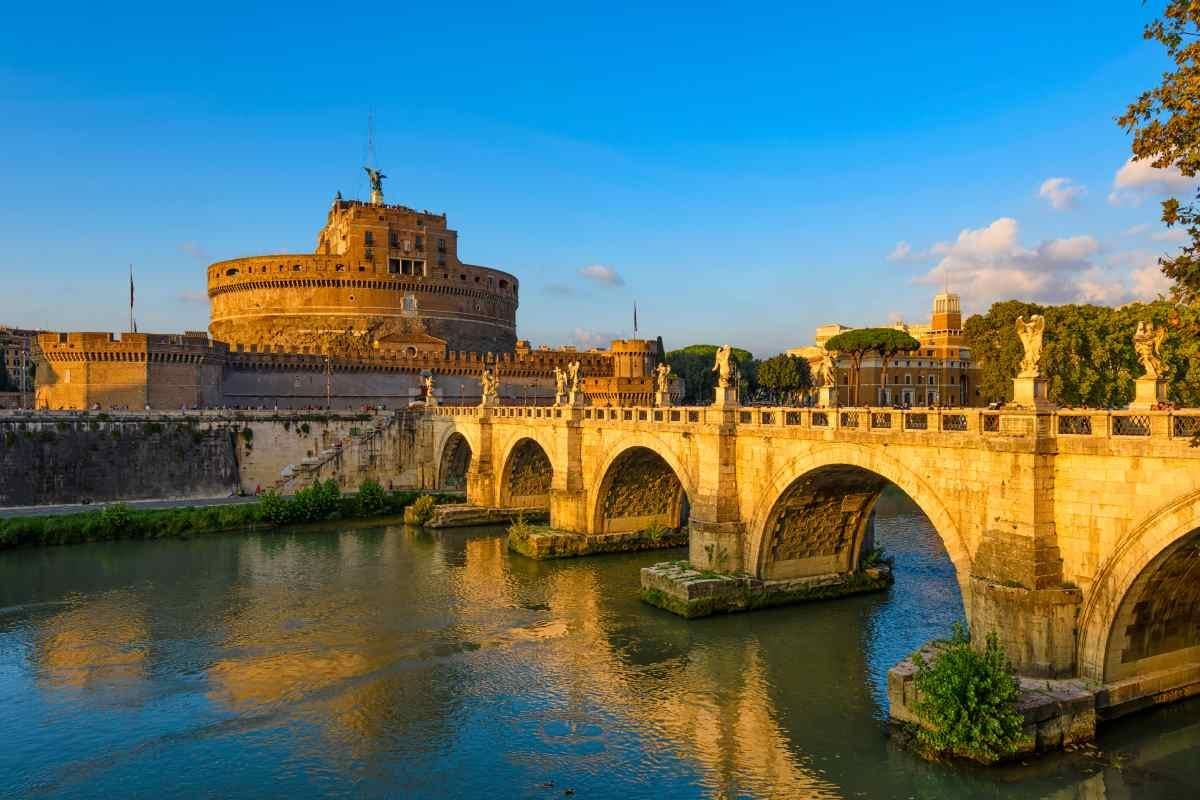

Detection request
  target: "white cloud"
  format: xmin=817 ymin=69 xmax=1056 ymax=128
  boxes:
xmin=1108 ymin=157 xmax=1194 ymax=206
xmin=578 ymin=264 xmax=624 ymax=286
xmin=1150 ymin=227 xmax=1189 ymax=243
xmin=1123 ymin=223 xmax=1150 ymax=237
xmin=178 ymin=241 xmax=208 ymax=260
xmin=887 ymin=241 xmax=912 ymax=261
xmin=908 ymin=217 xmax=1160 ymax=309
xmin=569 ymin=328 xmax=620 ymax=349
xmin=1038 ymin=177 xmax=1084 ymax=210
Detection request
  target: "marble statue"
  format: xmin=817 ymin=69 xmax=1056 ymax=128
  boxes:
xmin=1133 ymin=321 xmax=1167 ymax=379
xmin=480 ymin=369 xmax=499 ymax=403
xmin=819 ymin=350 xmax=837 ymax=387
xmin=654 ymin=362 xmax=672 ymax=394
xmin=554 ymin=365 xmax=568 ymax=398
xmin=712 ymin=345 xmax=738 ymax=389
xmin=1015 ymin=315 xmax=1045 ymax=378
xmin=567 ymin=361 xmax=581 ymax=394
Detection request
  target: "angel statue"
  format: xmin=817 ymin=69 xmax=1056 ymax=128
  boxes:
xmin=364 ymin=166 xmax=387 ymax=203
xmin=423 ymin=374 xmax=435 ymax=397
xmin=567 ymin=361 xmax=582 ymax=394
xmin=819 ymin=350 xmax=837 ymax=387
xmin=654 ymin=362 xmax=672 ymax=394
xmin=712 ymin=344 xmax=739 ymax=389
xmin=554 ymin=365 xmax=568 ymax=399
xmin=1133 ymin=321 xmax=1167 ymax=379
xmin=1014 ymin=315 xmax=1045 ymax=378
xmin=479 ymin=369 xmax=499 ymax=404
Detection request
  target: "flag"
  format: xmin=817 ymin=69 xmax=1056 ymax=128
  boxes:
xmin=633 ymin=302 xmax=638 ymax=335
xmin=130 ymin=265 xmax=134 ymax=310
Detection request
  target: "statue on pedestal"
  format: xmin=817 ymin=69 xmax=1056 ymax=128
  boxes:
xmin=1015 ymin=315 xmax=1045 ymax=378
xmin=1133 ymin=321 xmax=1167 ymax=379
xmin=553 ymin=366 xmax=568 ymax=405
xmin=713 ymin=344 xmax=739 ymax=389
xmin=364 ymin=166 xmax=387 ymax=205
xmin=567 ymin=361 xmax=581 ymax=394
xmin=654 ymin=362 xmax=672 ymax=394
xmin=479 ymin=369 xmax=499 ymax=406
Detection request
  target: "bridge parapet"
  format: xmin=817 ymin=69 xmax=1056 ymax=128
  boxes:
xmin=432 ymin=403 xmax=1200 ymax=448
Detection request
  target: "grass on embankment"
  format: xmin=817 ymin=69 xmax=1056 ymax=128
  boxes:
xmin=0 ymin=479 xmax=458 ymax=551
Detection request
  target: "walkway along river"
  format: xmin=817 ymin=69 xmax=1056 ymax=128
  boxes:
xmin=1 ymin=490 xmax=1198 ymax=798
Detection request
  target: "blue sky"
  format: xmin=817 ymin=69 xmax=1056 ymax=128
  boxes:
xmin=0 ymin=1 xmax=1189 ymax=356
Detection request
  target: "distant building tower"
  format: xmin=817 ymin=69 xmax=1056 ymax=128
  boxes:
xmin=931 ymin=292 xmax=962 ymax=333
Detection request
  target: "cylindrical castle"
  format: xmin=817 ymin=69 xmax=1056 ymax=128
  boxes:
xmin=207 ymin=195 xmax=518 ymax=353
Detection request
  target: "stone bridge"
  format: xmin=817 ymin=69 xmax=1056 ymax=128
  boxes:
xmin=421 ymin=402 xmax=1200 ymax=709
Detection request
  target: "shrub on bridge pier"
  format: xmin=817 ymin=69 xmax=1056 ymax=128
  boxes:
xmin=911 ymin=623 xmax=1024 ymax=763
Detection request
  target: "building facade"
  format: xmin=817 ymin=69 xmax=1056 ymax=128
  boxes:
xmin=0 ymin=326 xmax=44 ymax=407
xmin=790 ymin=292 xmax=982 ymax=407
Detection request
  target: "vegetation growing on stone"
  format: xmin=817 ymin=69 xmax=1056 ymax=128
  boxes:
xmin=912 ymin=623 xmax=1024 ymax=762
xmin=410 ymin=494 xmax=437 ymax=525
xmin=0 ymin=487 xmax=455 ymax=551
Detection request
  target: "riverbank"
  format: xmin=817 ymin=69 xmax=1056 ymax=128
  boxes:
xmin=0 ymin=485 xmax=460 ymax=551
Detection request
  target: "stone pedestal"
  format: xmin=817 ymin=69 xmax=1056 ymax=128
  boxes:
xmin=817 ymin=385 xmax=838 ymax=408
xmin=479 ymin=394 xmax=498 ymax=409
xmin=712 ymin=386 xmax=739 ymax=408
xmin=654 ymin=391 xmax=672 ymax=408
xmin=424 ymin=392 xmax=439 ymax=408
xmin=566 ymin=390 xmax=587 ymax=408
xmin=1129 ymin=377 xmax=1167 ymax=411
xmin=1011 ymin=376 xmax=1054 ymax=411
xmin=553 ymin=392 xmax=566 ymax=407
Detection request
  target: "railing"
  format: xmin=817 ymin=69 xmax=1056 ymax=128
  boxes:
xmin=425 ymin=404 xmax=1200 ymax=444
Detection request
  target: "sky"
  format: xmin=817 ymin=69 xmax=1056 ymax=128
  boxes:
xmin=0 ymin=1 xmax=1190 ymax=357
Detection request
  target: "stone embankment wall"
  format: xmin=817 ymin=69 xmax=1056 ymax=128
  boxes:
xmin=0 ymin=411 xmax=418 ymax=507
xmin=0 ymin=417 xmax=237 ymax=506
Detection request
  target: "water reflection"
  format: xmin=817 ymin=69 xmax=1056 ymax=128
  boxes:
xmin=0 ymin=494 xmax=1198 ymax=798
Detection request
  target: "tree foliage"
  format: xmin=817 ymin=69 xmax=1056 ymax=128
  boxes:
xmin=1118 ymin=2 xmax=1200 ymax=303
xmin=823 ymin=328 xmax=920 ymax=405
xmin=755 ymin=353 xmax=812 ymax=405
xmin=912 ymin=623 xmax=1024 ymax=763
xmin=665 ymin=344 xmax=757 ymax=404
xmin=964 ymin=300 xmax=1200 ymax=407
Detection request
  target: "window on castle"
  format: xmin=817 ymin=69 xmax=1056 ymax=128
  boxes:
xmin=928 ymin=376 xmax=935 ymax=386
xmin=499 ymin=279 xmax=508 ymax=289
xmin=292 ymin=265 xmax=302 ymax=272
xmin=414 ymin=260 xmax=425 ymax=275
xmin=389 ymin=259 xmax=401 ymax=274
xmin=364 ymin=232 xmax=374 ymax=246
xmin=401 ymin=259 xmax=413 ymax=274
xmin=904 ymin=375 xmax=912 ymax=385
xmin=389 ymin=232 xmax=399 ymax=247
xmin=437 ymin=238 xmax=446 ymax=253
xmin=225 ymin=268 xmax=239 ymax=276
xmin=437 ymin=256 xmax=446 ymax=267
xmin=334 ymin=264 xmax=344 ymax=272
xmin=414 ymin=235 xmax=424 ymax=251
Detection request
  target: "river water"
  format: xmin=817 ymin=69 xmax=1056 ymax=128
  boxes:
xmin=1 ymin=492 xmax=1198 ymax=799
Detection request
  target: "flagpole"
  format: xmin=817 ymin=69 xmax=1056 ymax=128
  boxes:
xmin=129 ymin=265 xmax=135 ymax=333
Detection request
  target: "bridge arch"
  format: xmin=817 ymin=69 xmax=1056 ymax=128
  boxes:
xmin=497 ymin=436 xmax=554 ymax=508
xmin=746 ymin=443 xmax=972 ymax=590
xmin=590 ymin=439 xmax=695 ymax=536
xmin=1077 ymin=490 xmax=1200 ymax=685
xmin=436 ymin=431 xmax=473 ymax=491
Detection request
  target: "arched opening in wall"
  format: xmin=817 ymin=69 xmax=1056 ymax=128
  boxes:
xmin=1103 ymin=528 xmax=1200 ymax=688
xmin=439 ymin=433 xmax=471 ymax=491
xmin=499 ymin=438 xmax=552 ymax=509
xmin=594 ymin=446 xmax=689 ymax=536
xmin=758 ymin=466 xmax=964 ymax=709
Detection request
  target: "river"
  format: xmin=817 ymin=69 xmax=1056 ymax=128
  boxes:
xmin=1 ymin=490 xmax=1198 ymax=799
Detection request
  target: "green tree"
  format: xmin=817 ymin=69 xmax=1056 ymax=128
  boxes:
xmin=1118 ymin=3 xmax=1200 ymax=304
xmin=665 ymin=345 xmax=757 ymax=404
xmin=756 ymin=353 xmax=812 ymax=405
xmin=964 ymin=300 xmax=1200 ymax=407
xmin=823 ymin=328 xmax=919 ymax=406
